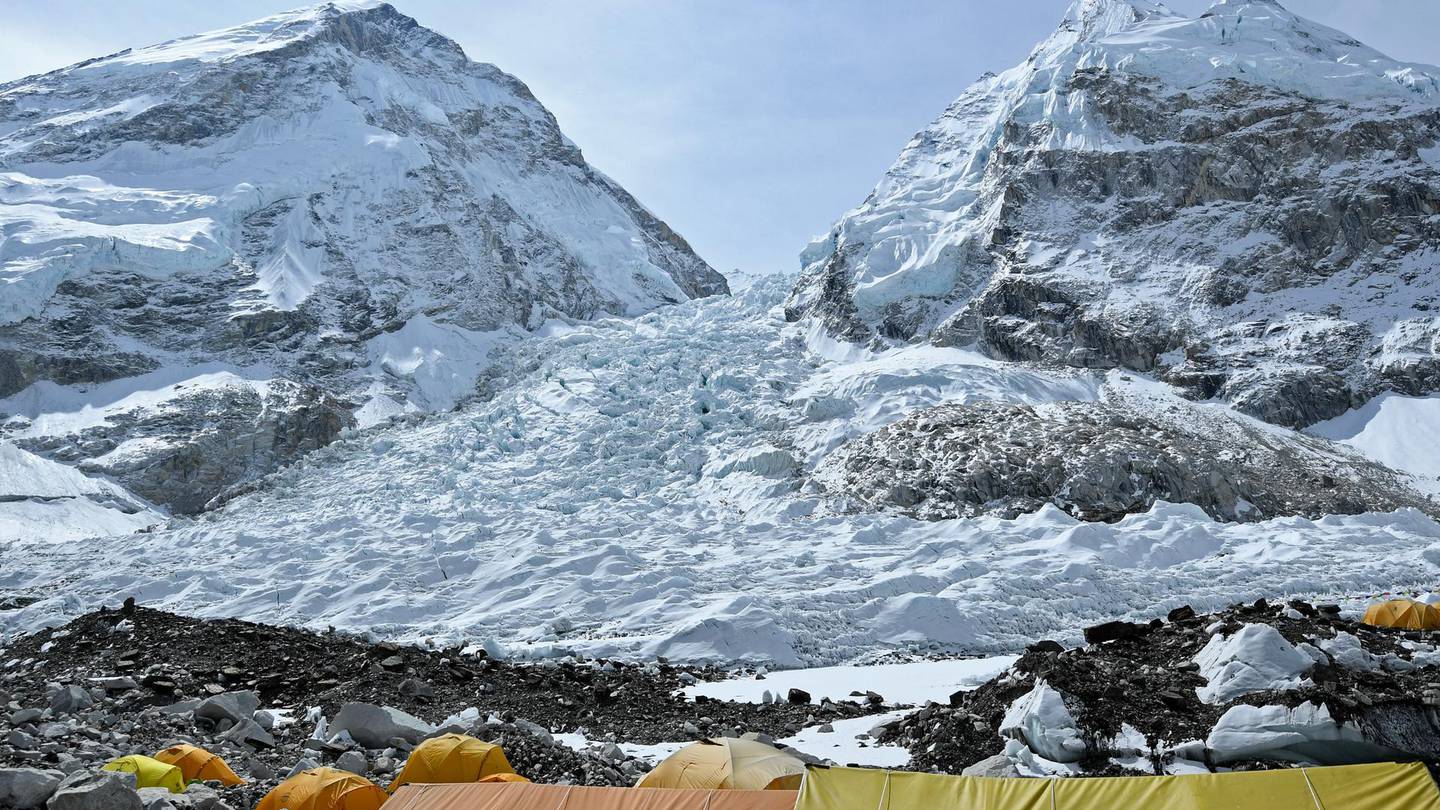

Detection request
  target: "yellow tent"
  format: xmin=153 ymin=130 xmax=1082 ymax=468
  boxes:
xmin=257 ymin=768 xmax=388 ymax=810
xmin=637 ymin=738 xmax=805 ymax=791
xmin=1364 ymin=599 xmax=1440 ymax=630
xmin=796 ymin=762 xmax=1440 ymax=810
xmin=389 ymin=734 xmax=515 ymax=793
xmin=103 ymin=755 xmax=186 ymax=794
xmin=478 ymin=773 xmax=531 ymax=784
xmin=153 ymin=744 xmax=245 ymax=787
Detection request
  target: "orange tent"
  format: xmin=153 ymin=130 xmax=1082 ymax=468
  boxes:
xmin=1363 ymin=599 xmax=1440 ymax=630
xmin=154 ymin=744 xmax=245 ymax=787
xmin=478 ymin=774 xmax=530 ymax=784
xmin=257 ymin=768 xmax=387 ymax=810
xmin=389 ymin=734 xmax=514 ymax=793
xmin=385 ymin=782 xmax=797 ymax=810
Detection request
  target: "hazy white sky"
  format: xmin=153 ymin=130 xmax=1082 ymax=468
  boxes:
xmin=3 ymin=0 xmax=1439 ymax=277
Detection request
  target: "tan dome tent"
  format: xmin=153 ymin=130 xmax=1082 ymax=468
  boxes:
xmin=389 ymin=733 xmax=514 ymax=793
xmin=1363 ymin=599 xmax=1440 ymax=631
xmin=153 ymin=744 xmax=245 ymax=787
xmin=257 ymin=768 xmax=387 ymax=810
xmin=637 ymin=738 xmax=805 ymax=791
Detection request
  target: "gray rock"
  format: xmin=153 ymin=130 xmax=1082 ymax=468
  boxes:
xmin=217 ymin=718 xmax=274 ymax=750
xmin=397 ymin=678 xmax=433 ymax=701
xmin=334 ymin=751 xmax=367 ymax=775
xmin=0 ymin=768 xmax=65 ymax=809
xmin=47 ymin=687 xmax=93 ymax=716
xmin=88 ymin=678 xmax=137 ymax=693
xmin=193 ymin=692 xmax=258 ymax=726
xmin=245 ymin=758 xmax=274 ymax=781
xmin=135 ymin=788 xmax=179 ymax=810
xmin=961 ymin=754 xmax=1020 ymax=778
xmin=7 ymin=729 xmax=38 ymax=749
xmin=286 ymin=759 xmax=320 ymax=779
xmin=45 ymin=769 xmax=142 ymax=810
xmin=330 ymin=703 xmax=435 ymax=749
xmin=10 ymin=708 xmax=45 ymax=726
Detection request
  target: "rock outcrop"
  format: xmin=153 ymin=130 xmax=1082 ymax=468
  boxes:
xmin=787 ymin=0 xmax=1440 ymax=429
xmin=817 ymin=395 xmax=1437 ymax=522
xmin=0 ymin=2 xmax=726 ymax=512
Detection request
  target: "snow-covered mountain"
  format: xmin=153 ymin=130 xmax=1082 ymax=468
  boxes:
xmin=787 ymin=0 xmax=1440 ymax=430
xmin=0 ymin=1 xmax=725 ymax=514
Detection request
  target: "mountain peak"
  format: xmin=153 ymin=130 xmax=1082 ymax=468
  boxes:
xmin=1058 ymin=0 xmax=1178 ymax=41
xmin=59 ymin=1 xmax=438 ymax=76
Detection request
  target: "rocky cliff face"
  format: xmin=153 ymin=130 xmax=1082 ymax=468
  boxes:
xmin=0 ymin=2 xmax=725 ymax=512
xmin=787 ymin=0 xmax=1440 ymax=429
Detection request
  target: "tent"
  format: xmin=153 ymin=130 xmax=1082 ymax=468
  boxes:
xmin=478 ymin=773 xmax=530 ymax=783
xmin=1364 ymin=599 xmax=1440 ymax=630
xmin=385 ymin=782 xmax=798 ymax=810
xmin=638 ymin=738 xmax=806 ymax=791
xmin=103 ymin=755 xmax=186 ymax=794
xmin=257 ymin=768 xmax=388 ymax=810
xmin=389 ymin=734 xmax=515 ymax=793
xmin=153 ymin=744 xmax=245 ymax=787
xmin=795 ymin=762 xmax=1440 ymax=810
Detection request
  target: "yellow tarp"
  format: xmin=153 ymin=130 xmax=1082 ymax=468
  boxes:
xmin=103 ymin=755 xmax=186 ymax=794
xmin=389 ymin=734 xmax=514 ymax=793
xmin=796 ymin=762 xmax=1440 ymax=810
xmin=638 ymin=738 xmax=805 ymax=791
xmin=1364 ymin=599 xmax=1440 ymax=630
xmin=153 ymin=744 xmax=245 ymax=787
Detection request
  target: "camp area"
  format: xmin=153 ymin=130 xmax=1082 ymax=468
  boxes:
xmin=369 ymin=761 xmax=1440 ymax=810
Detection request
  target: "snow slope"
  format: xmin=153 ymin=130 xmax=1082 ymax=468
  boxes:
xmin=0 ymin=441 xmax=160 ymax=542
xmin=4 ymin=279 xmax=1439 ymax=664
xmin=1309 ymin=394 xmax=1440 ymax=495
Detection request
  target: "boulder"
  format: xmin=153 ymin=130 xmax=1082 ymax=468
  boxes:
xmin=286 ymin=759 xmax=320 ymax=778
xmin=218 ymin=718 xmax=274 ymax=750
xmin=0 ymin=768 xmax=65 ymax=809
xmin=330 ymin=703 xmax=435 ymax=749
xmin=1083 ymin=621 xmax=1149 ymax=645
xmin=960 ymin=754 xmax=1020 ymax=778
xmin=786 ymin=688 xmax=811 ymax=705
xmin=334 ymin=751 xmax=367 ymax=775
xmin=45 ymin=769 xmax=143 ymax=810
xmin=47 ymin=686 xmax=93 ymax=715
xmin=194 ymin=692 xmax=259 ymax=726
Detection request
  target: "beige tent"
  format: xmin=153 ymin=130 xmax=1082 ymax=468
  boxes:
xmin=638 ymin=738 xmax=805 ymax=791
xmin=386 ymin=782 xmax=797 ymax=810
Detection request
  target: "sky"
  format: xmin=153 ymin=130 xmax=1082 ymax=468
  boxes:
xmin=3 ymin=1 xmax=1440 ymax=280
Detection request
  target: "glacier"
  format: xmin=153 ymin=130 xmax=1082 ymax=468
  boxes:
xmin=4 ymin=277 xmax=1439 ymax=665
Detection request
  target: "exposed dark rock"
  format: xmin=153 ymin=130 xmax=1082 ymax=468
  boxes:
xmin=820 ymin=398 xmax=1435 ymax=522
